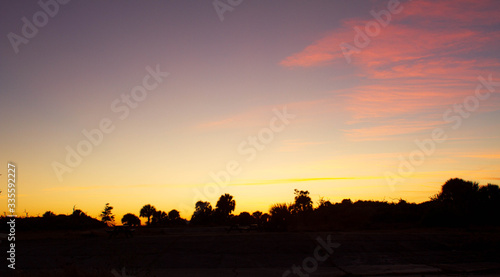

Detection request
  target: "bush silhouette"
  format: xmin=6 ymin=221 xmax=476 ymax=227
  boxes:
xmin=168 ymin=209 xmax=186 ymax=226
xmin=152 ymin=210 xmax=168 ymax=225
xmin=122 ymin=213 xmax=141 ymax=226
xmin=43 ymin=211 xmax=56 ymax=218
xmin=236 ymin=212 xmax=253 ymax=225
xmin=269 ymin=203 xmax=292 ymax=230
xmin=190 ymin=201 xmax=213 ymax=225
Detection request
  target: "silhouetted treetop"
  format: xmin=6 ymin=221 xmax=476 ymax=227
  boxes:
xmin=43 ymin=211 xmax=56 ymax=218
xmin=168 ymin=209 xmax=181 ymax=221
xmin=191 ymin=201 xmax=213 ymax=225
xmin=122 ymin=213 xmax=141 ymax=226
xmin=437 ymin=178 xmax=479 ymax=204
xmin=152 ymin=210 xmax=168 ymax=225
xmin=100 ymin=203 xmax=115 ymax=225
xmin=216 ymin=194 xmax=235 ymax=216
xmin=341 ymin=199 xmax=353 ymax=205
xmin=292 ymin=189 xmax=313 ymax=213
xmin=140 ymin=204 xmax=156 ymax=225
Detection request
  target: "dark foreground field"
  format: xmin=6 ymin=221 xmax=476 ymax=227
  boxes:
xmin=2 ymin=227 xmax=500 ymax=277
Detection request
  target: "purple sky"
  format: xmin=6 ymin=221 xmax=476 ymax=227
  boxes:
xmin=1 ymin=0 xmax=499 ymax=220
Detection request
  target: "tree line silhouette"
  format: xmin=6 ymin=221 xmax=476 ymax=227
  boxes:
xmin=1 ymin=178 xmax=499 ymax=232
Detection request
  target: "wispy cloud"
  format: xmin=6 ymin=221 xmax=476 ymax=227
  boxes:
xmin=456 ymin=153 xmax=500 ymax=159
xmin=230 ymin=176 xmax=385 ymax=186
xmin=343 ymin=120 xmax=444 ymax=141
xmin=280 ymin=0 xmax=500 ymax=140
xmin=281 ymin=0 xmax=500 ymax=69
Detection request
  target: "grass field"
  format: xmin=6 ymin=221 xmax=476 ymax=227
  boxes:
xmin=1 ymin=227 xmax=500 ymax=276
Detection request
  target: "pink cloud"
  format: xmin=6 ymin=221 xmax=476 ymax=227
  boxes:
xmin=281 ymin=0 xmax=500 ymax=68
xmin=280 ymin=0 xmax=500 ymax=139
xmin=343 ymin=120 xmax=444 ymax=141
xmin=344 ymin=81 xmax=472 ymax=121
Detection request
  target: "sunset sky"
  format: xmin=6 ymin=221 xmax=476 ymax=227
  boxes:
xmin=1 ymin=0 xmax=499 ymax=222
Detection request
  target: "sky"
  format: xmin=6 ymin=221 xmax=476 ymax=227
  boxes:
xmin=1 ymin=0 xmax=500 ymax=222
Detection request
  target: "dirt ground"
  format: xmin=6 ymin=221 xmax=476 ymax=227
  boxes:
xmin=1 ymin=227 xmax=500 ymax=276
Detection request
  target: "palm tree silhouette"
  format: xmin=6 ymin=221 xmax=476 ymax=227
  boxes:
xmin=215 ymin=193 xmax=235 ymax=223
xmin=140 ymin=204 xmax=156 ymax=225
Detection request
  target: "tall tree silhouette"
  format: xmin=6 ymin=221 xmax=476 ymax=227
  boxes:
xmin=292 ymin=189 xmax=313 ymax=214
xmin=100 ymin=203 xmax=115 ymax=225
xmin=140 ymin=204 xmax=156 ymax=225
xmin=215 ymin=193 xmax=236 ymax=223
